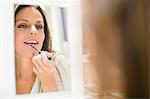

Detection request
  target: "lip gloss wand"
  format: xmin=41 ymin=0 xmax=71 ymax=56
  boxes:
xmin=30 ymin=45 xmax=51 ymax=60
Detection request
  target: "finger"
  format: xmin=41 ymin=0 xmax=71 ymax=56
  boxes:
xmin=46 ymin=60 xmax=55 ymax=71
xmin=49 ymin=61 xmax=55 ymax=68
xmin=41 ymin=51 xmax=50 ymax=65
xmin=32 ymin=56 xmax=43 ymax=73
xmin=37 ymin=58 xmax=47 ymax=71
xmin=35 ymin=54 xmax=44 ymax=66
xmin=40 ymin=51 xmax=52 ymax=72
xmin=33 ymin=66 xmax=39 ymax=76
xmin=44 ymin=51 xmax=55 ymax=68
xmin=33 ymin=53 xmax=50 ymax=72
xmin=41 ymin=51 xmax=56 ymax=70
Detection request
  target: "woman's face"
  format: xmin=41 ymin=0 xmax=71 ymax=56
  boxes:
xmin=15 ymin=7 xmax=45 ymax=58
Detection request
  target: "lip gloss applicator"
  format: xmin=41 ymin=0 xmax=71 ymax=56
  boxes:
xmin=30 ymin=45 xmax=51 ymax=60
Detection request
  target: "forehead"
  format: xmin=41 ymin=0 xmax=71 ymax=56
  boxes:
xmin=15 ymin=7 xmax=43 ymax=22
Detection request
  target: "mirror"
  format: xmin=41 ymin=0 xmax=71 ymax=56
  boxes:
xmin=14 ymin=4 xmax=70 ymax=95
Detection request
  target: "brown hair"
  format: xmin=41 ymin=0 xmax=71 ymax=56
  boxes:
xmin=82 ymin=0 xmax=148 ymax=98
xmin=15 ymin=5 xmax=52 ymax=52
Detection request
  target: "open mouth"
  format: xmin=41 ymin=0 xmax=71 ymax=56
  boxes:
xmin=24 ymin=40 xmax=39 ymax=45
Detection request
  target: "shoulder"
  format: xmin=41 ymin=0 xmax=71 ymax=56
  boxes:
xmin=52 ymin=52 xmax=70 ymax=90
xmin=52 ymin=52 xmax=69 ymax=75
xmin=47 ymin=51 xmax=68 ymax=67
xmin=52 ymin=52 xmax=68 ymax=64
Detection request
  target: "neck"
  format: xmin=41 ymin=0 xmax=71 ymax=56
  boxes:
xmin=15 ymin=54 xmax=35 ymax=80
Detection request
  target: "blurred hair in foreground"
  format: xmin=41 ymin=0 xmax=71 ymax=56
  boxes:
xmin=81 ymin=0 xmax=148 ymax=98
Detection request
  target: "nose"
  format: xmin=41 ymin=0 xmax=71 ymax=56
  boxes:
xmin=30 ymin=25 xmax=37 ymax=35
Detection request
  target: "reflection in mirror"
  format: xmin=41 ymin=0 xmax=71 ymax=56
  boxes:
xmin=14 ymin=4 xmax=70 ymax=94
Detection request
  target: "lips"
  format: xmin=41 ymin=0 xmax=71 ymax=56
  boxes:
xmin=24 ymin=40 xmax=39 ymax=45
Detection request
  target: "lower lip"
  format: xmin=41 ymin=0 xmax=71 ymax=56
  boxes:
xmin=25 ymin=44 xmax=39 ymax=55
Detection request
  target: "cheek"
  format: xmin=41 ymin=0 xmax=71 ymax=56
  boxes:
xmin=15 ymin=32 xmax=22 ymax=45
xmin=40 ymin=32 xmax=45 ymax=42
xmin=15 ymin=31 xmax=27 ymax=46
xmin=15 ymin=32 xmax=24 ymax=52
xmin=38 ymin=33 xmax=45 ymax=49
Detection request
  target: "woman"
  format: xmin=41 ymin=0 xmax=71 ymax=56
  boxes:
xmin=15 ymin=5 xmax=70 ymax=94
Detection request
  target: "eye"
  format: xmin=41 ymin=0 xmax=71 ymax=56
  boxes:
xmin=17 ymin=23 xmax=28 ymax=28
xmin=35 ymin=25 xmax=44 ymax=29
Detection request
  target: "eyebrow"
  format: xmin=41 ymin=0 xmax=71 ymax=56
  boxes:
xmin=15 ymin=19 xmax=29 ymax=22
xmin=15 ymin=19 xmax=44 ymax=24
xmin=36 ymin=21 xmax=44 ymax=24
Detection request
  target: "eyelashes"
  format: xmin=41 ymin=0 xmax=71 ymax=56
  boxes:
xmin=17 ymin=23 xmax=28 ymax=28
xmin=35 ymin=25 xmax=44 ymax=29
xmin=17 ymin=23 xmax=44 ymax=30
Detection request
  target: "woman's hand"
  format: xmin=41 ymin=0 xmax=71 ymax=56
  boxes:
xmin=32 ymin=51 xmax=57 ymax=92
